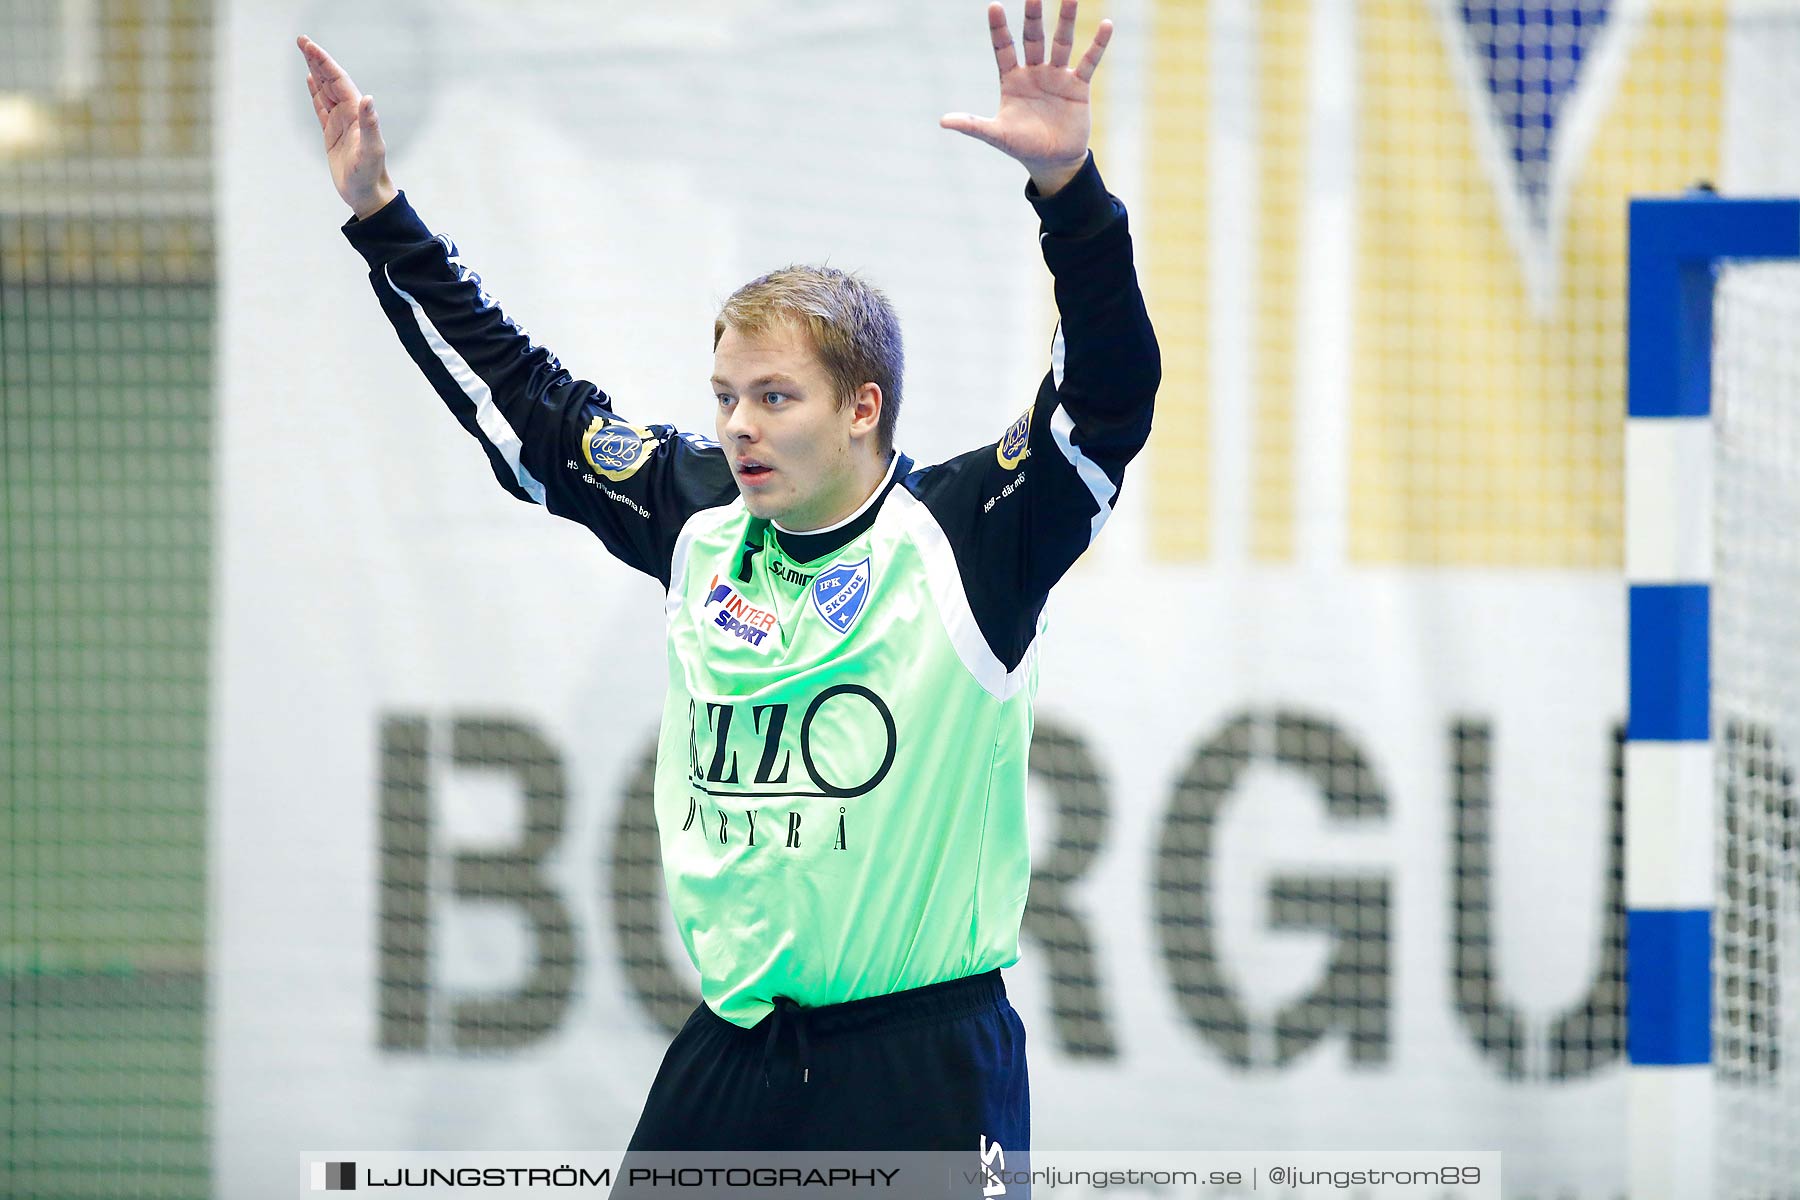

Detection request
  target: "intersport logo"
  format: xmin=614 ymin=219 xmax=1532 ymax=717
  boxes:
xmin=703 ymin=575 xmax=778 ymax=652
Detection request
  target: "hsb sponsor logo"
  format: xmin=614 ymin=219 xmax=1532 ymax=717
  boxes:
xmin=579 ymin=415 xmax=661 ymax=481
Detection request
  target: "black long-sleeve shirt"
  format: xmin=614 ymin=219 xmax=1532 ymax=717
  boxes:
xmin=341 ymin=151 xmax=1160 ymax=675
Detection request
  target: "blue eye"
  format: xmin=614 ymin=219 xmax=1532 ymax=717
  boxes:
xmin=763 ymin=392 xmax=788 ymax=406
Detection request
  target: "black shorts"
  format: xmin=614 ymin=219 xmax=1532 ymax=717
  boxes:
xmin=624 ymin=969 xmax=1030 ymax=1154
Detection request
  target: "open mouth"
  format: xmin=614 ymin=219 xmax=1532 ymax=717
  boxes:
xmin=737 ymin=461 xmax=774 ymax=480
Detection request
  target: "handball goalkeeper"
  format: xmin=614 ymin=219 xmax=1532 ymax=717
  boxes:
xmin=301 ymin=0 xmax=1158 ymax=1155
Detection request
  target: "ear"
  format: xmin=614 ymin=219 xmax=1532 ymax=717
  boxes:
xmin=848 ymin=382 xmax=883 ymax=444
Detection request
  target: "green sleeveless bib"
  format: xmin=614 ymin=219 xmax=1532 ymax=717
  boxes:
xmin=656 ymin=486 xmax=1040 ymax=1027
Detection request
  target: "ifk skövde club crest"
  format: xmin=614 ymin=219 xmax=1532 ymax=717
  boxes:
xmin=811 ymin=558 xmax=871 ymax=635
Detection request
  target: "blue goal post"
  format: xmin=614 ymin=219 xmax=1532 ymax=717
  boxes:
xmin=1625 ymin=191 xmax=1800 ymax=1200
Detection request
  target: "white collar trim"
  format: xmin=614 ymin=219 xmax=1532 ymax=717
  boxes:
xmin=772 ymin=453 xmax=899 ymax=537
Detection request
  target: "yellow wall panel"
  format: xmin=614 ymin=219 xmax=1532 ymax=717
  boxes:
xmin=1250 ymin=0 xmax=1310 ymax=562
xmin=1350 ymin=1 xmax=1726 ymax=566
xmin=1143 ymin=0 xmax=1212 ymax=561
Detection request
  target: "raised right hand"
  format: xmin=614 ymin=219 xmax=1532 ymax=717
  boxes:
xmin=298 ymin=35 xmax=397 ymax=220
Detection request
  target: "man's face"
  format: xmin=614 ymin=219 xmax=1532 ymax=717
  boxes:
xmin=712 ymin=320 xmax=877 ymax=530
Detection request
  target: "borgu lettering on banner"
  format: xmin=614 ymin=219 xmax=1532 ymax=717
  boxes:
xmin=361 ymin=577 xmax=1624 ymax=1089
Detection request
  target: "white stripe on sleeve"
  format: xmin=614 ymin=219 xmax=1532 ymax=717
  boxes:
xmin=1047 ymin=322 xmax=1119 ymax=542
xmin=382 ymin=264 xmax=546 ymax=505
xmin=887 ymin=488 xmax=1038 ymax=702
xmin=1049 ymin=402 xmax=1117 ymax=543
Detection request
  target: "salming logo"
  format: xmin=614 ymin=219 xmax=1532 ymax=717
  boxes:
xmin=768 ymin=559 xmax=815 ymax=587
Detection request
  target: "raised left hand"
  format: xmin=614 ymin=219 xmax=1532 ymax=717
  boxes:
xmin=940 ymin=0 xmax=1114 ymax=196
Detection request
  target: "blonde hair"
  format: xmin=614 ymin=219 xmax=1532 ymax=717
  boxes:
xmin=714 ymin=265 xmax=903 ymax=453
